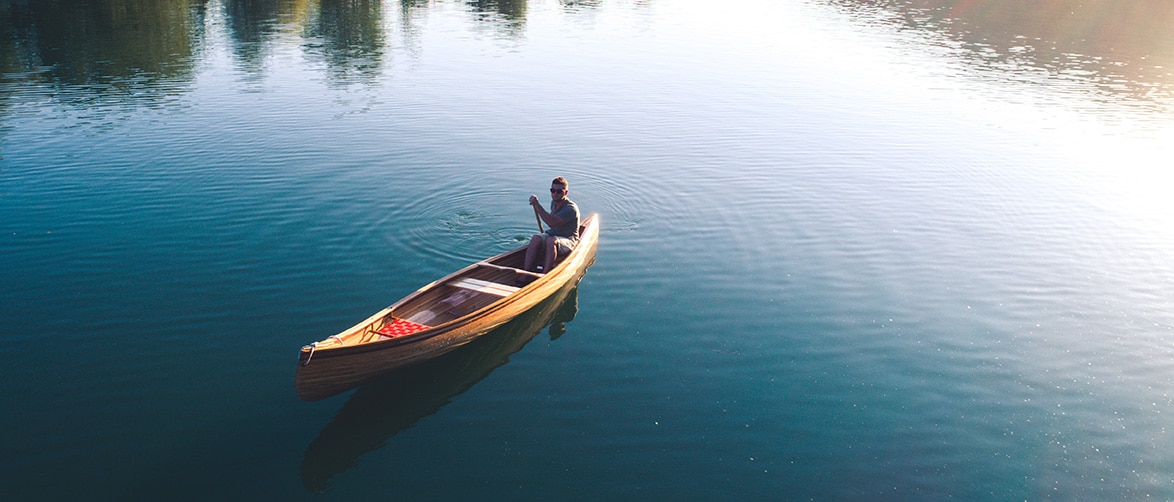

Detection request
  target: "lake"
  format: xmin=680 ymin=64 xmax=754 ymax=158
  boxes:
xmin=2 ymin=0 xmax=1172 ymax=499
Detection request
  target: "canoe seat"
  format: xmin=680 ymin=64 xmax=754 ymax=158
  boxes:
xmin=448 ymin=277 xmax=519 ymax=297
xmin=377 ymin=318 xmax=430 ymax=338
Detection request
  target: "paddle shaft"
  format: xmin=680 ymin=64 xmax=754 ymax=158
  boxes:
xmin=534 ymin=205 xmax=544 ymax=233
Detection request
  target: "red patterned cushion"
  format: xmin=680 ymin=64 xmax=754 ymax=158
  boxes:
xmin=377 ymin=318 xmax=430 ymax=337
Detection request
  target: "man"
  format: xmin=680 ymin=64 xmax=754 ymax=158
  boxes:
xmin=523 ymin=176 xmax=580 ymax=279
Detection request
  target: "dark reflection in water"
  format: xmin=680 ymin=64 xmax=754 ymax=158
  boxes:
xmin=223 ymin=0 xmax=293 ymax=73
xmin=826 ymin=0 xmax=1174 ymax=113
xmin=300 ymin=284 xmax=580 ymax=494
xmin=0 ymin=0 xmax=205 ymax=106
xmin=304 ymin=0 xmax=386 ymax=81
xmin=0 ymin=0 xmax=584 ymax=106
xmin=466 ymin=0 xmax=528 ymax=37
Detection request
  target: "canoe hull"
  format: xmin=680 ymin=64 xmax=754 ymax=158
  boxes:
xmin=294 ymin=214 xmax=599 ymax=401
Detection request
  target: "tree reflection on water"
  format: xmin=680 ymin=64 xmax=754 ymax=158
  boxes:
xmin=0 ymin=0 xmax=205 ymax=107
xmin=0 ymin=0 xmax=600 ymax=107
xmin=825 ymin=0 xmax=1174 ymax=113
xmin=5 ymin=0 xmax=1168 ymax=113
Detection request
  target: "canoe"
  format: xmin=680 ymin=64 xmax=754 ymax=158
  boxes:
xmin=295 ymin=213 xmax=599 ymax=401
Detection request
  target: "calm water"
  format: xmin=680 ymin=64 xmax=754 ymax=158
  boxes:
xmin=3 ymin=0 xmax=1173 ymax=499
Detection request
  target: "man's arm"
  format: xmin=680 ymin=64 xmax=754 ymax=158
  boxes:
xmin=529 ymin=196 xmax=567 ymax=228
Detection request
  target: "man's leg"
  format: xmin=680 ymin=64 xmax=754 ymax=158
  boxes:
xmin=543 ymin=236 xmax=558 ymax=272
xmin=524 ymin=234 xmax=544 ymax=272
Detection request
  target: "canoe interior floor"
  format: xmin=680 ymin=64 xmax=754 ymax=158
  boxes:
xmin=388 ymin=268 xmax=520 ymax=328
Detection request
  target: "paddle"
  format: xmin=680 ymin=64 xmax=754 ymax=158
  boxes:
xmin=534 ymin=206 xmax=544 ymax=233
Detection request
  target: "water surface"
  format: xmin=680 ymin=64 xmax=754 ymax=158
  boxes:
xmin=2 ymin=0 xmax=1172 ymax=498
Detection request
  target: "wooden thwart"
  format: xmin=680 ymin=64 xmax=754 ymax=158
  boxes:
xmin=477 ymin=262 xmax=545 ymax=279
xmin=448 ymin=277 xmax=520 ymax=297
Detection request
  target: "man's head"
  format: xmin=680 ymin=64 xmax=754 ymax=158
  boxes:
xmin=550 ymin=177 xmax=569 ymax=201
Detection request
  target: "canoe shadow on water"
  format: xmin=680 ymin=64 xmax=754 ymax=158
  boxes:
xmin=299 ymin=282 xmax=581 ymax=493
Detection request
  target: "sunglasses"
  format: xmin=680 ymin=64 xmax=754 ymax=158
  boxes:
xmin=550 ymin=187 xmax=566 ymax=193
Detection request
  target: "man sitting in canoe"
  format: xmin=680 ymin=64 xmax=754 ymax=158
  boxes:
xmin=523 ymin=176 xmax=580 ymax=281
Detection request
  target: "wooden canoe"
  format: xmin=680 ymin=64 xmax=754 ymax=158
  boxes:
xmin=295 ymin=213 xmax=599 ymax=401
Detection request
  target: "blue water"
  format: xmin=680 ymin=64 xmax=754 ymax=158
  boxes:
xmin=2 ymin=0 xmax=1173 ymax=498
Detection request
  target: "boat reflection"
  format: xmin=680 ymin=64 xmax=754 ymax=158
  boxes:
xmin=299 ymin=282 xmax=580 ymax=493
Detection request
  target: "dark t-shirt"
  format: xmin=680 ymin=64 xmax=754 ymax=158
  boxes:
xmin=545 ymin=199 xmax=580 ymax=240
